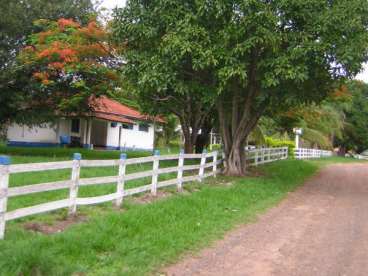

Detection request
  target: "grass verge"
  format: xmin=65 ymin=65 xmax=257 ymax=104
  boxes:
xmin=0 ymin=145 xmax=152 ymax=160
xmin=0 ymin=159 xmax=318 ymax=275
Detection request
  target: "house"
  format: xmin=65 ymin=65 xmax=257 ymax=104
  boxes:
xmin=6 ymin=96 xmax=164 ymax=151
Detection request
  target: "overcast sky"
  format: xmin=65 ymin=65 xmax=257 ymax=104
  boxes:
xmin=99 ymin=0 xmax=125 ymax=10
xmin=100 ymin=0 xmax=368 ymax=83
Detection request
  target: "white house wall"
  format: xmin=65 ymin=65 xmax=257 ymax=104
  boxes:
xmin=7 ymin=123 xmax=59 ymax=146
xmin=7 ymin=118 xmax=155 ymax=150
xmin=106 ymin=122 xmax=154 ymax=150
xmin=7 ymin=118 xmax=87 ymax=146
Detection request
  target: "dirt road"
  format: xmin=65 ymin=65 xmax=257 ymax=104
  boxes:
xmin=164 ymin=163 xmax=368 ymax=276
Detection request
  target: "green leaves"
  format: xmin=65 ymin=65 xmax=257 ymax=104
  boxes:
xmin=112 ymin=0 xmax=368 ymax=160
xmin=112 ymin=0 xmax=218 ymax=115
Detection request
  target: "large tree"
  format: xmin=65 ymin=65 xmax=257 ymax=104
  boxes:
xmin=14 ymin=18 xmax=122 ymax=121
xmin=112 ymin=1 xmax=217 ymax=153
xmin=0 ymin=0 xmax=94 ymax=69
xmin=213 ymin=0 xmax=368 ymax=175
xmin=0 ymin=0 xmax=95 ymax=126
xmin=113 ymin=0 xmax=368 ymax=174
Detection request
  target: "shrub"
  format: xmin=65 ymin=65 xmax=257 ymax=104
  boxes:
xmin=265 ymin=137 xmax=295 ymax=157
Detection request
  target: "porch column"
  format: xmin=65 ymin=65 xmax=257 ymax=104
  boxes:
xmin=56 ymin=120 xmax=61 ymax=145
xmin=83 ymin=119 xmax=88 ymax=145
xmin=84 ymin=118 xmax=93 ymax=149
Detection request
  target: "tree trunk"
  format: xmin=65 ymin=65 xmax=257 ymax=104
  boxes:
xmin=177 ymin=108 xmax=204 ymax=153
xmin=338 ymin=146 xmax=346 ymax=156
xmin=217 ymin=84 xmax=266 ymax=176
xmin=182 ymin=125 xmax=197 ymax=153
xmin=223 ymin=138 xmax=247 ymax=175
xmin=195 ymin=118 xmax=213 ymax=153
xmin=184 ymin=139 xmax=194 ymax=153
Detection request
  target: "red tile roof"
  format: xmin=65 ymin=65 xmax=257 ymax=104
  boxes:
xmin=94 ymin=113 xmax=134 ymax=124
xmin=89 ymin=96 xmax=165 ymax=123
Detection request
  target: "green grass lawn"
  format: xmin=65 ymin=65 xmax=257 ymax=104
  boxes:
xmin=0 ymin=158 xmax=320 ymax=276
xmin=0 ymin=144 xmax=184 ymax=160
xmin=0 ymin=145 xmax=152 ymax=160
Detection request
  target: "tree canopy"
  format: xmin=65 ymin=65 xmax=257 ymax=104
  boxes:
xmin=0 ymin=0 xmax=95 ymax=69
xmin=112 ymin=1 xmax=217 ymax=153
xmin=334 ymin=81 xmax=368 ymax=153
xmin=9 ymin=18 xmax=122 ymax=123
xmin=113 ymin=0 xmax=368 ymax=175
xmin=0 ymin=0 xmax=96 ymax=126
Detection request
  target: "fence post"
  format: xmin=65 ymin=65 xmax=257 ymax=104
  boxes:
xmin=198 ymin=149 xmax=207 ymax=182
xmin=115 ymin=153 xmax=127 ymax=207
xmin=255 ymin=150 xmax=258 ymax=166
xmin=268 ymin=148 xmax=271 ymax=162
xmin=177 ymin=149 xmax=184 ymax=192
xmin=213 ymin=151 xmax=218 ymax=177
xmin=261 ymin=148 xmax=265 ymax=164
xmin=285 ymin=147 xmax=288 ymax=159
xmin=69 ymin=153 xmax=81 ymax=216
xmin=151 ymin=150 xmax=160 ymax=196
xmin=0 ymin=156 xmax=10 ymax=239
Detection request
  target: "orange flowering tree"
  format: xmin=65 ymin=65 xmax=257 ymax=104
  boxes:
xmin=19 ymin=18 xmax=121 ymax=115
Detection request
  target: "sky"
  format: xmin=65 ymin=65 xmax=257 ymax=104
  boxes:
xmin=99 ymin=0 xmax=125 ymax=10
xmin=356 ymin=63 xmax=368 ymax=83
xmin=100 ymin=0 xmax=368 ymax=83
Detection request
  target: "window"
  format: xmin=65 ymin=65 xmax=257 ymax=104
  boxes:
xmin=71 ymin=119 xmax=80 ymax=133
xmin=138 ymin=123 xmax=149 ymax=132
xmin=122 ymin=123 xmax=133 ymax=130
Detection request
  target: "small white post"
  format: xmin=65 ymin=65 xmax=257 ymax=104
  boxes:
xmin=209 ymin=132 xmax=213 ymax=151
xmin=177 ymin=149 xmax=184 ymax=192
xmin=115 ymin=153 xmax=127 ymax=207
xmin=213 ymin=151 xmax=218 ymax=177
xmin=0 ymin=156 xmax=10 ymax=239
xmin=255 ymin=150 xmax=258 ymax=166
xmin=295 ymin=134 xmax=300 ymax=150
xmin=198 ymin=149 xmax=207 ymax=182
xmin=69 ymin=153 xmax=81 ymax=216
xmin=261 ymin=148 xmax=265 ymax=164
xmin=151 ymin=150 xmax=160 ymax=196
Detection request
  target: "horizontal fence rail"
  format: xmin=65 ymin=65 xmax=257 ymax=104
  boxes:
xmin=294 ymin=148 xmax=333 ymax=159
xmin=0 ymin=147 xmax=289 ymax=239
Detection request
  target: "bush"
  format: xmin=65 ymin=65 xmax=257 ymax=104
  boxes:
xmin=265 ymin=137 xmax=295 ymax=157
xmin=210 ymin=144 xmax=222 ymax=151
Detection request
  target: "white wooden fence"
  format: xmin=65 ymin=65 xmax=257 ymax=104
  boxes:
xmin=0 ymin=147 xmax=289 ymax=239
xmin=0 ymin=150 xmax=220 ymax=239
xmin=294 ymin=148 xmax=333 ymax=159
xmin=245 ymin=147 xmax=288 ymax=165
xmin=354 ymin=154 xmax=368 ymax=160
